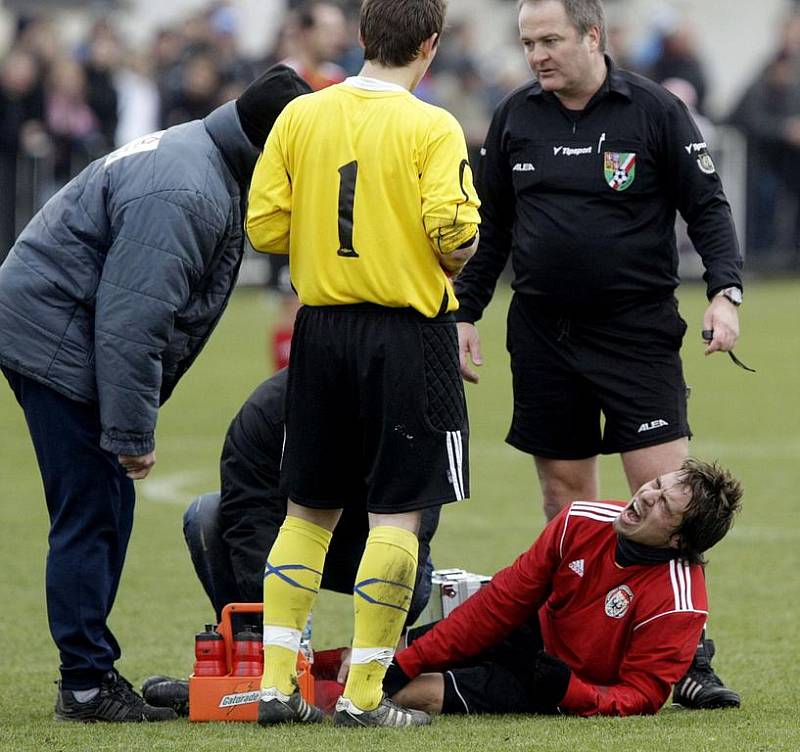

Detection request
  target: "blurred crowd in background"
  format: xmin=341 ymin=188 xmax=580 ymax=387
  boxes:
xmin=3 ymin=0 xmax=800 ymax=271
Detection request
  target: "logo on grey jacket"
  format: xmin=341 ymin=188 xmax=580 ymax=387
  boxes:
xmin=105 ymin=131 xmax=165 ymax=168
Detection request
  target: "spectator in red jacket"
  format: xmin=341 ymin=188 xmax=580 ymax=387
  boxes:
xmin=382 ymin=458 xmax=742 ymax=717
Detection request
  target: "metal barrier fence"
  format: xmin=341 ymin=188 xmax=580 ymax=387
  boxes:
xmin=716 ymin=126 xmax=748 ymax=256
xmin=3 ymin=126 xmax=796 ymax=279
xmin=1 ymin=144 xmax=98 ymax=262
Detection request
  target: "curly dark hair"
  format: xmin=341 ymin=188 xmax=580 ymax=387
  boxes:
xmin=674 ymin=458 xmax=743 ymax=565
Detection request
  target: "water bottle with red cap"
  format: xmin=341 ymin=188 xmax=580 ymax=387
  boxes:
xmin=193 ymin=624 xmax=227 ymax=677
xmin=231 ymin=626 xmax=264 ymax=676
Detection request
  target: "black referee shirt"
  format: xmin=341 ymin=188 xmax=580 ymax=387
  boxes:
xmin=456 ymin=57 xmax=743 ymax=320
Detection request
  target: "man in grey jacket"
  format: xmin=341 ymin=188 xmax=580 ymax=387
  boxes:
xmin=0 ymin=64 xmax=311 ymax=723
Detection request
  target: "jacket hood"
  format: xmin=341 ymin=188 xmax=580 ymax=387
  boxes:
xmin=203 ymin=100 xmax=260 ymax=187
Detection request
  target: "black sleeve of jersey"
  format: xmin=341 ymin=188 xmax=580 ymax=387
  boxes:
xmin=218 ymin=370 xmax=288 ymax=601
xmin=661 ymin=97 xmax=743 ymax=297
xmin=454 ymin=101 xmax=515 ymax=323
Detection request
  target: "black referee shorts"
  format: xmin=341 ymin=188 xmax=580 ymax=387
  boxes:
xmin=506 ymin=293 xmax=691 ymax=459
xmin=281 ymin=304 xmax=469 ymax=513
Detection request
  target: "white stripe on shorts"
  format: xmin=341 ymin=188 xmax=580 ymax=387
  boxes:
xmin=446 ymin=670 xmax=470 ymax=714
xmin=446 ymin=430 xmax=464 ymax=500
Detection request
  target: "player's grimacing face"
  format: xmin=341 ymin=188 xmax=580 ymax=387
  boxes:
xmin=613 ymin=470 xmax=693 ymax=548
xmin=519 ymin=0 xmax=597 ymax=97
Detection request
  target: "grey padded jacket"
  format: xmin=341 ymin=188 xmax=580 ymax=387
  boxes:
xmin=0 ymin=101 xmax=258 ymax=455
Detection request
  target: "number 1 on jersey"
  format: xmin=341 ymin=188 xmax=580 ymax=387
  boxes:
xmin=337 ymin=160 xmax=359 ymax=258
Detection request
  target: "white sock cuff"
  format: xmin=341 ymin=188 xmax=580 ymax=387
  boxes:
xmin=350 ymin=647 xmax=395 ymax=667
xmin=263 ymin=626 xmax=301 ymax=653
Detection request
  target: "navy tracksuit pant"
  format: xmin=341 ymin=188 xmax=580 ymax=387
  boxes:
xmin=4 ymin=368 xmax=135 ymax=690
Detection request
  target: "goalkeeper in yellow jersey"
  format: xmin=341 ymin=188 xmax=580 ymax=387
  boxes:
xmin=246 ymin=0 xmax=480 ymax=729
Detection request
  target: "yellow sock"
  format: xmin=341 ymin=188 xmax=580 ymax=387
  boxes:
xmin=344 ymin=525 xmax=418 ymax=711
xmin=261 ymin=515 xmax=331 ymax=694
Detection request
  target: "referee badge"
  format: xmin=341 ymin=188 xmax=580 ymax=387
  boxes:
xmin=604 ymin=584 xmax=634 ymax=618
xmin=604 ymin=151 xmax=636 ymax=191
xmin=697 ymin=152 xmax=717 ymax=175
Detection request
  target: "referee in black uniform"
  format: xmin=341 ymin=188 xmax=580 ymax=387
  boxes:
xmin=454 ymin=0 xmax=743 ymax=710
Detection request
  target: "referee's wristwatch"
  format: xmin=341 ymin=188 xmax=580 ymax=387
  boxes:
xmin=715 ymin=286 xmax=743 ymax=306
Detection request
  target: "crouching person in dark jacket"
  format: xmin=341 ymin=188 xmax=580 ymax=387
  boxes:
xmin=0 ymin=65 xmax=311 ymax=723
xmin=182 ymin=369 xmax=440 ymax=625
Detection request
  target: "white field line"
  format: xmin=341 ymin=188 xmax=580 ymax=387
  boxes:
xmin=151 ymin=435 xmax=222 ymax=451
xmin=139 ymin=470 xmax=213 ymax=505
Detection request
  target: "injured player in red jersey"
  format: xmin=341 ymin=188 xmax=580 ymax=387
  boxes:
xmin=376 ymin=458 xmax=742 ymax=717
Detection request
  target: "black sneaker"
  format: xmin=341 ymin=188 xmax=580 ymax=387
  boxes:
xmin=333 ymin=695 xmax=431 ymax=727
xmin=141 ymin=675 xmax=190 ymax=717
xmin=673 ymin=638 xmax=741 ymax=709
xmin=55 ymin=671 xmax=178 ymax=722
xmin=257 ymin=687 xmax=324 ymax=725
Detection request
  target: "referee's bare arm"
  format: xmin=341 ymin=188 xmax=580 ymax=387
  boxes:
xmin=438 ymin=230 xmax=479 ymax=278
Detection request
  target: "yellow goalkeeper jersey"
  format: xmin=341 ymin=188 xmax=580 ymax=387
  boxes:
xmin=246 ymin=77 xmax=480 ymax=318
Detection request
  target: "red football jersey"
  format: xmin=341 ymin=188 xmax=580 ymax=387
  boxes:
xmin=272 ymin=324 xmax=292 ymax=371
xmin=396 ymin=501 xmax=709 ymax=716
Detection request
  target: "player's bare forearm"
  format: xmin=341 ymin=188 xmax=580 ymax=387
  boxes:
xmin=439 ymin=230 xmax=479 ymax=278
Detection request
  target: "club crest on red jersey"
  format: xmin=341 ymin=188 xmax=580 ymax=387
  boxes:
xmin=605 ymin=584 xmax=634 ymax=618
xmin=604 ymin=151 xmax=636 ymax=191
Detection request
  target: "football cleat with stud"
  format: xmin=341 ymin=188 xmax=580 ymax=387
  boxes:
xmin=140 ymin=675 xmax=190 ymax=716
xmin=257 ymin=687 xmax=324 ymax=725
xmin=55 ymin=670 xmax=177 ymax=722
xmin=333 ymin=695 xmax=431 ymax=727
xmin=673 ymin=638 xmax=741 ymax=709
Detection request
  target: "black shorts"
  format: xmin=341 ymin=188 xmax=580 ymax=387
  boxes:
xmin=506 ymin=293 xmax=691 ymax=459
xmin=281 ymin=304 xmax=469 ymax=512
xmin=407 ymin=619 xmax=550 ymax=715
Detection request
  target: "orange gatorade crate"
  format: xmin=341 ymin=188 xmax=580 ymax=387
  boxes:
xmin=188 ymin=603 xmax=314 ymax=722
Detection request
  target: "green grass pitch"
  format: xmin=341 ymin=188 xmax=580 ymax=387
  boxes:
xmin=1 ymin=278 xmax=798 ymax=751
